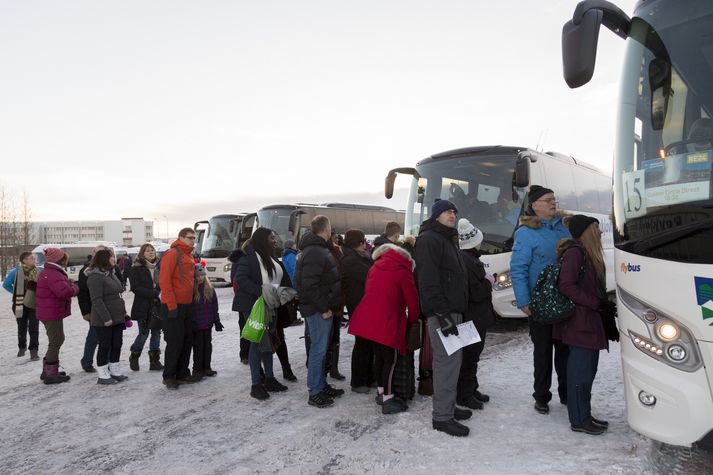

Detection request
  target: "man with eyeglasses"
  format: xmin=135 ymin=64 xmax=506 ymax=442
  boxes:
xmin=511 ymin=185 xmax=572 ymax=415
xmin=159 ymin=227 xmax=199 ymax=389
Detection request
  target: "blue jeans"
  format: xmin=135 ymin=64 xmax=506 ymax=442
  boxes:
xmin=130 ymin=320 xmax=161 ymax=353
xmin=81 ymin=324 xmax=98 ymax=368
xmin=567 ymin=345 xmax=600 ymax=426
xmin=305 ymin=313 xmax=332 ymax=396
xmin=249 ymin=341 xmax=273 ymax=385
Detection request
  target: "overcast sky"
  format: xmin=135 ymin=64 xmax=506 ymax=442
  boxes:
xmin=0 ymin=0 xmax=636 ymax=236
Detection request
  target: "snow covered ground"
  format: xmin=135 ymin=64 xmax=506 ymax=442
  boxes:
xmin=0 ymin=287 xmax=677 ymax=474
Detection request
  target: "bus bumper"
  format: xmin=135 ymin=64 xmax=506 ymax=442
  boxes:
xmin=621 ymin=335 xmax=713 ymax=447
xmin=491 ymin=289 xmax=527 ymax=319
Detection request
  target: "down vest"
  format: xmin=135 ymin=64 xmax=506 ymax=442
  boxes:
xmin=36 ymin=263 xmax=79 ymax=321
xmin=295 ymin=232 xmax=342 ymax=317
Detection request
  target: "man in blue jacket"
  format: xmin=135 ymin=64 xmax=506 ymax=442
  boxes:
xmin=511 ymin=185 xmax=571 ymax=415
xmin=3 ymin=252 xmax=40 ymax=360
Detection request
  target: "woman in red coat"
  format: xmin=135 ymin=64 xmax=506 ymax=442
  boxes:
xmin=349 ymin=243 xmax=420 ymax=415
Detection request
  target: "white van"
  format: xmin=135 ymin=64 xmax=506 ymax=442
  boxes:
xmin=32 ymin=241 xmax=118 ymax=282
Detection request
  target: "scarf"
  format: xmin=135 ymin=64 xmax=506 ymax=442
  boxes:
xmin=144 ymin=260 xmax=159 ymax=287
xmin=13 ymin=264 xmax=38 ymax=316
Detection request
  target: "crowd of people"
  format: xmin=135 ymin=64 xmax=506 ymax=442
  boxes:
xmin=3 ymin=185 xmax=614 ymax=438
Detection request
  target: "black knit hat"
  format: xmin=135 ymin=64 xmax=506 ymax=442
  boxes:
xmin=568 ymin=215 xmax=599 ymax=239
xmin=528 ymin=185 xmax=554 ymax=204
xmin=430 ymin=199 xmax=458 ymax=220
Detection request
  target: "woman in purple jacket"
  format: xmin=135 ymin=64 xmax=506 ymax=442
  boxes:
xmin=36 ymin=247 xmax=80 ymax=384
xmin=554 ymin=215 xmax=609 ymax=436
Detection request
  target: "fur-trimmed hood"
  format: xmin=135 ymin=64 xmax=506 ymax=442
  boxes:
xmin=518 ymin=210 xmax=572 ymax=229
xmin=372 ymin=243 xmax=415 ymax=271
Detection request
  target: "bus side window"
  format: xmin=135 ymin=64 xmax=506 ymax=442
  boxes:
xmin=542 ymin=158 xmax=578 ymax=211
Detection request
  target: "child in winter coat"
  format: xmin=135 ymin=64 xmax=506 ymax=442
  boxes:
xmin=191 ymin=265 xmax=222 ymax=377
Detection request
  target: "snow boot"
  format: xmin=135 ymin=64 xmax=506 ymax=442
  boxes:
xmin=17 ymin=348 xmax=26 ymax=357
xmin=454 ymin=407 xmax=473 ymax=421
xmin=264 ymin=377 xmax=288 ymax=392
xmin=457 ymin=395 xmax=484 ymax=410
xmin=129 ymin=350 xmax=141 ymax=371
xmin=417 ymin=377 xmax=433 ymax=396
xmin=204 ymin=368 xmax=218 ymax=377
xmin=250 ymin=384 xmax=270 ymax=400
xmin=534 ymin=401 xmax=550 ymax=415
xmin=148 ymin=350 xmax=164 ymax=371
xmin=97 ymin=364 xmax=117 ymax=385
xmin=163 ymin=378 xmax=179 ymax=390
xmin=382 ymin=397 xmax=408 ymax=415
xmin=433 ymin=418 xmax=469 ymax=437
xmin=41 ymin=358 xmax=69 ymax=384
xmin=282 ymin=364 xmax=297 ymax=382
xmin=29 ymin=349 xmax=40 ymax=361
xmin=329 ymin=344 xmax=345 ymax=381
xmin=474 ymin=390 xmax=490 ymax=403
xmin=109 ymin=362 xmax=128 ymax=382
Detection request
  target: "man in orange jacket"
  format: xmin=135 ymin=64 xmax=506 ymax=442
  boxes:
xmin=159 ymin=227 xmax=199 ymax=389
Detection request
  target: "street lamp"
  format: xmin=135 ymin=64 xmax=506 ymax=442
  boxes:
xmin=163 ymin=215 xmax=169 ymax=241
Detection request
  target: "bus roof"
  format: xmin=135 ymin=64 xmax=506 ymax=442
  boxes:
xmin=259 ymin=203 xmax=397 ymax=212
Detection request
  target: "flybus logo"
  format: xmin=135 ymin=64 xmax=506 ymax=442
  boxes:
xmin=620 ymin=263 xmax=641 ymax=273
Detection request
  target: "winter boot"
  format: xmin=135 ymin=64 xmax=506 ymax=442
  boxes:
xmin=474 ymin=390 xmax=490 ymax=403
xmin=457 ymin=395 xmax=484 ymax=410
xmin=250 ymin=384 xmax=270 ymax=400
xmin=382 ymin=397 xmax=408 ymax=415
xmin=148 ymin=350 xmax=164 ymax=371
xmin=204 ymin=368 xmax=218 ymax=377
xmin=282 ymin=364 xmax=297 ymax=382
xmin=97 ymin=364 xmax=117 ymax=385
xmin=417 ymin=377 xmax=433 ymax=396
xmin=41 ymin=358 xmax=69 ymax=383
xmin=432 ymin=418 xmax=470 ymax=437
xmin=17 ymin=348 xmax=26 ymax=357
xmin=329 ymin=343 xmax=345 ymax=381
xmin=108 ymin=362 xmax=128 ymax=382
xmin=264 ymin=377 xmax=288 ymax=392
xmin=29 ymin=349 xmax=40 ymax=361
xmin=129 ymin=350 xmax=141 ymax=371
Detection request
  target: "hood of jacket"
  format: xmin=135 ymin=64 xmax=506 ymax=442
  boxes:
xmin=298 ymin=232 xmax=328 ymax=251
xmin=518 ymin=210 xmax=571 ymax=230
xmin=282 ymin=248 xmax=298 ymax=258
xmin=372 ymin=243 xmax=414 ymax=271
xmin=85 ymin=267 xmax=113 ymax=277
xmin=170 ymin=239 xmax=194 ymax=255
xmin=228 ymin=248 xmax=245 ymax=263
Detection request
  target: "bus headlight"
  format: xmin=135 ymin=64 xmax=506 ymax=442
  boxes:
xmin=667 ymin=344 xmax=687 ymax=362
xmin=223 ymin=263 xmax=232 ymax=272
xmin=493 ymin=271 xmax=512 ymax=291
xmin=656 ymin=322 xmax=679 ymax=342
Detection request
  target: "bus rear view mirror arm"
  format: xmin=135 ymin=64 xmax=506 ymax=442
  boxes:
xmin=385 ymin=167 xmax=419 ymax=199
xmin=562 ymin=0 xmax=630 ymax=89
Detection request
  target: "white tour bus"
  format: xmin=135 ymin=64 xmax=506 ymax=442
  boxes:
xmin=254 ymin=203 xmax=405 ymax=250
xmin=561 ymin=0 xmax=713 ymax=449
xmin=385 ymin=145 xmax=614 ymax=319
xmin=195 ymin=214 xmax=256 ymax=285
xmin=32 ymin=241 xmax=118 ymax=282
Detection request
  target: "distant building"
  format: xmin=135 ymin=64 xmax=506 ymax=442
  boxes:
xmin=35 ymin=218 xmax=154 ymax=246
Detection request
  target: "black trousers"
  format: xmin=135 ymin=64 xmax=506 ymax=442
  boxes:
xmin=351 ymin=336 xmax=375 ymax=388
xmin=17 ymin=306 xmax=39 ymax=351
xmin=529 ymin=319 xmax=569 ymax=404
xmin=275 ymin=324 xmax=291 ymax=369
xmin=457 ymin=324 xmax=488 ymax=401
xmin=96 ymin=324 xmax=123 ymax=366
xmin=238 ymin=312 xmax=250 ymax=362
xmin=162 ymin=304 xmax=193 ymax=380
xmin=373 ymin=342 xmax=398 ymax=396
xmin=192 ymin=328 xmax=212 ymax=372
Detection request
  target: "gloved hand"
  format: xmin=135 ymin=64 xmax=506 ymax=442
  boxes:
xmin=104 ymin=320 xmax=113 ymax=327
xmin=436 ymin=313 xmax=459 ymax=337
xmin=214 ymin=320 xmax=224 ymax=332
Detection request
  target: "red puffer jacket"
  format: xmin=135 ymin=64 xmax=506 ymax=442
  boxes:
xmin=348 ymin=244 xmax=420 ymax=355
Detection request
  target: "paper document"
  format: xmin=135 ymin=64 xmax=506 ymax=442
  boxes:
xmin=436 ymin=321 xmax=481 ymax=356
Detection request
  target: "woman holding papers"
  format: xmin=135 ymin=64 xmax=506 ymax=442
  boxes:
xmin=348 ymin=243 xmax=420 ymax=415
xmin=457 ymin=219 xmax=496 ymax=410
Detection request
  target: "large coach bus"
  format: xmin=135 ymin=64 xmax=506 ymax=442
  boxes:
xmin=561 ymin=0 xmax=713 ymax=449
xmin=385 ymin=145 xmax=614 ymax=319
xmin=255 ymin=203 xmax=404 ymax=249
xmin=195 ymin=213 xmax=256 ymax=285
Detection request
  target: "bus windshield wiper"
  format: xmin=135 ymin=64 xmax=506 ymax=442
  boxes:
xmin=632 ymin=218 xmax=713 ymax=254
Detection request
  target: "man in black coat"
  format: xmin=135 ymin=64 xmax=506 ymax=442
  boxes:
xmin=414 ymin=199 xmax=471 ymax=437
xmin=295 ymin=215 xmax=344 ymax=408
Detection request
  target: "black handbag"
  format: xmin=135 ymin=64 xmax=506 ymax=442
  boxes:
xmin=406 ymin=323 xmax=422 ymax=351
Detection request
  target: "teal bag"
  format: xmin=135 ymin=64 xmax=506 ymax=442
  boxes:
xmin=241 ymin=296 xmax=267 ymax=343
xmin=530 ymin=250 xmax=586 ymax=325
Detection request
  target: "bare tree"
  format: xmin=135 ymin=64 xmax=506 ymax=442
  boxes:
xmin=21 ymin=189 xmax=33 ymax=245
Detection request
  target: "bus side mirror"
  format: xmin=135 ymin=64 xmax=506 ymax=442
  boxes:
xmin=385 ymin=167 xmax=418 ymax=199
xmin=562 ymin=1 xmax=630 ymax=88
xmin=514 ymin=156 xmax=530 ymax=188
xmin=649 ymin=58 xmax=671 ymax=131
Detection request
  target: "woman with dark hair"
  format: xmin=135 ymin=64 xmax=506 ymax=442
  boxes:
xmin=87 ymin=249 xmax=129 ymax=385
xmin=554 ymin=215 xmax=609 ymax=435
xmin=234 ymin=227 xmax=293 ymax=400
xmin=326 ymin=231 xmax=346 ymax=380
xmin=230 ymin=240 xmax=250 ymax=364
xmin=128 ymin=243 xmax=163 ymax=371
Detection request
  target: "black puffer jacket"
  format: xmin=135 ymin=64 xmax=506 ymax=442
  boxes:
xmin=295 ymin=232 xmax=342 ymax=317
xmin=340 ymin=247 xmax=372 ymax=314
xmin=232 ymin=246 xmax=291 ymax=313
xmin=414 ymin=219 xmax=467 ymax=317
xmin=461 ymin=249 xmax=496 ymax=329
xmin=129 ymin=260 xmax=161 ymax=321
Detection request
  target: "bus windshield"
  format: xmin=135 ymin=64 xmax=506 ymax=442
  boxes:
xmin=256 ymin=209 xmax=293 ymax=248
xmin=405 ymin=153 xmax=526 ymax=253
xmin=614 ymin=2 xmax=713 ymax=263
xmin=200 ymin=216 xmax=238 ymax=258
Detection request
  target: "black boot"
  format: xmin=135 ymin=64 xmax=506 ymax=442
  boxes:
xmin=433 ymin=419 xmax=469 ymax=437
xmin=129 ymin=350 xmax=141 ymax=371
xmin=282 ymin=364 xmax=297 ymax=382
xmin=329 ymin=343 xmax=345 ymax=381
xmin=148 ymin=350 xmax=164 ymax=371
xmin=250 ymin=384 xmax=270 ymax=400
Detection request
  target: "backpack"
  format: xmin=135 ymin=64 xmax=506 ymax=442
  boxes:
xmin=530 ymin=249 xmax=586 ymax=325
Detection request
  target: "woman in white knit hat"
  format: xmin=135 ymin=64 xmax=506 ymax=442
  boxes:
xmin=456 ymin=218 xmax=496 ymax=409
